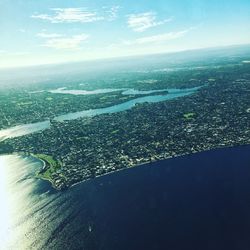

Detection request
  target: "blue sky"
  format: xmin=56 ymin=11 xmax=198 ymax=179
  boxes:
xmin=0 ymin=0 xmax=250 ymax=68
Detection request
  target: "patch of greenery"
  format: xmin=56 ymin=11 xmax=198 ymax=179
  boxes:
xmin=18 ymin=101 xmax=33 ymax=106
xmin=34 ymin=154 xmax=62 ymax=181
xmin=183 ymin=112 xmax=196 ymax=119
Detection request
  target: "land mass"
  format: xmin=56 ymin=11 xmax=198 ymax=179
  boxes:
xmin=0 ymin=53 xmax=250 ymax=190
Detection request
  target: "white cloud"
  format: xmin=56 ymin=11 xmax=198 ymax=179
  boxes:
xmin=37 ymin=32 xmax=63 ymax=38
xmin=31 ymin=7 xmax=119 ymax=23
xmin=31 ymin=8 xmax=102 ymax=23
xmin=123 ymin=28 xmax=192 ymax=45
xmin=42 ymin=34 xmax=89 ymax=50
xmin=127 ymin=12 xmax=172 ymax=32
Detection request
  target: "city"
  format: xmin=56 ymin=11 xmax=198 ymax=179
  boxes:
xmin=1 ymin=59 xmax=249 ymax=190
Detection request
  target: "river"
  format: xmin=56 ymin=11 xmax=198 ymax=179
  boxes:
xmin=0 ymin=145 xmax=250 ymax=250
xmin=0 ymin=86 xmax=200 ymax=141
xmin=48 ymin=87 xmax=194 ymax=96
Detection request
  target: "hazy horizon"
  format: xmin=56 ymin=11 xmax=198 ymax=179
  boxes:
xmin=1 ymin=0 xmax=250 ymax=69
xmin=1 ymin=43 xmax=250 ymax=72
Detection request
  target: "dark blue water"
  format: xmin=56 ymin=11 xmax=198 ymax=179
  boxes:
xmin=1 ymin=145 xmax=250 ymax=250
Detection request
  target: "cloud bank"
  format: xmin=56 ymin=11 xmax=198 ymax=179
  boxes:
xmin=127 ymin=12 xmax=172 ymax=32
xmin=40 ymin=33 xmax=89 ymax=50
xmin=31 ymin=7 xmax=119 ymax=23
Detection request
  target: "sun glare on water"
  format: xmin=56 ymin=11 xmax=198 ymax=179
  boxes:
xmin=0 ymin=156 xmax=11 ymax=249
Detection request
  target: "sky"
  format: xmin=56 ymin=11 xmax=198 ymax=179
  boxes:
xmin=0 ymin=0 xmax=250 ymax=68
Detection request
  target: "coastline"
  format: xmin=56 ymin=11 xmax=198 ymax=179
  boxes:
xmin=30 ymin=153 xmax=64 ymax=190
xmin=64 ymin=143 xmax=250 ymax=191
xmin=1 ymin=142 xmax=250 ymax=249
xmin=1 ymin=144 xmax=249 ymax=191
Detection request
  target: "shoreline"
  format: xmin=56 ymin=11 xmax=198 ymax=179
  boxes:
xmin=54 ymin=143 xmax=250 ymax=191
xmin=1 ymin=143 xmax=249 ymax=191
xmin=30 ymin=153 xmax=63 ymax=190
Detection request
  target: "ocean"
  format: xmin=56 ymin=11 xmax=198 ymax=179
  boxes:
xmin=0 ymin=145 xmax=250 ymax=250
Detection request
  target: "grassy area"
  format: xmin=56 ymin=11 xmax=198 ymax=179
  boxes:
xmin=183 ymin=112 xmax=196 ymax=120
xmin=34 ymin=154 xmax=62 ymax=181
xmin=111 ymin=129 xmax=119 ymax=134
xmin=18 ymin=101 xmax=33 ymax=106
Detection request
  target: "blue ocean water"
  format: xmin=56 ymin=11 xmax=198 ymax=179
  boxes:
xmin=1 ymin=145 xmax=250 ymax=250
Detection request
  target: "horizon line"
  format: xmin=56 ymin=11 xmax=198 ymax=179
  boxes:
xmin=1 ymin=43 xmax=250 ymax=71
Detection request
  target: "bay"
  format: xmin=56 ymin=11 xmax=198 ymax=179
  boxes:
xmin=0 ymin=145 xmax=250 ymax=250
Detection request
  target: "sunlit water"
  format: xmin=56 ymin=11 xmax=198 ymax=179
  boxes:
xmin=49 ymin=87 xmax=126 ymax=95
xmin=47 ymin=87 xmax=199 ymax=96
xmin=0 ymin=146 xmax=250 ymax=250
xmin=55 ymin=88 xmax=199 ymax=122
xmin=0 ymin=121 xmax=50 ymax=142
xmin=0 ymin=157 xmax=11 ymax=248
xmin=0 ymin=155 xmax=58 ymax=250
